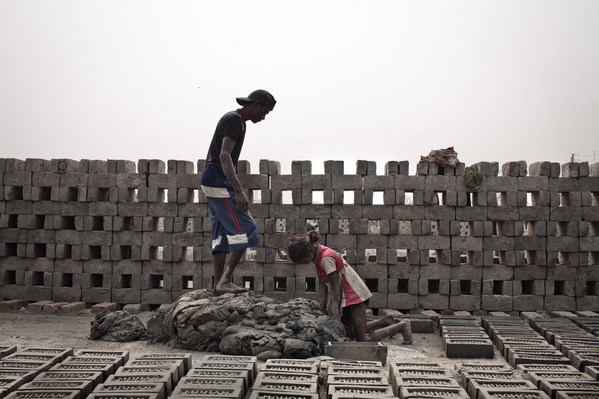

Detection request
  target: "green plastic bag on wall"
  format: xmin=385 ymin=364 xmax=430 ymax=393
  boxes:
xmin=465 ymin=164 xmax=483 ymax=189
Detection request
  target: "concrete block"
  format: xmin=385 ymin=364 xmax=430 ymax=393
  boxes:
xmin=399 ymin=386 xmax=469 ymax=398
xmin=3 ymin=390 xmax=82 ymax=399
xmin=324 ymin=341 xmax=387 ymax=365
xmin=445 ymin=338 xmax=494 ymax=358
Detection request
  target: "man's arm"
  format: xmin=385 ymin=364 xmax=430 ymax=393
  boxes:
xmin=219 ymin=136 xmax=249 ymax=212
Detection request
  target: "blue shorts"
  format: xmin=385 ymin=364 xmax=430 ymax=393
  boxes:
xmin=201 ymin=165 xmax=260 ymax=253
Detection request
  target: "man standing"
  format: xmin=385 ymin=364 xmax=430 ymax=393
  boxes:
xmin=201 ymin=89 xmax=276 ymax=295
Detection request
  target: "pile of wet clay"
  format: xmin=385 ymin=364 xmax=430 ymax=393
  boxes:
xmin=145 ymin=289 xmax=347 ymax=359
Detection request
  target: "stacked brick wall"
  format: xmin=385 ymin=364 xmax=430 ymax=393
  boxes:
xmin=0 ymin=157 xmax=598 ymax=312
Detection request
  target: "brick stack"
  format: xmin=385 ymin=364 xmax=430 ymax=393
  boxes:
xmin=1 ymin=157 xmax=598 ymax=312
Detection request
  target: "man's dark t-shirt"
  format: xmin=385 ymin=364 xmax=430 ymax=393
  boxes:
xmin=206 ymin=110 xmax=246 ymax=168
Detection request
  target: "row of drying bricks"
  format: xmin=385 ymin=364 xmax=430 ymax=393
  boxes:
xmin=1 ymin=346 xmax=599 ymax=399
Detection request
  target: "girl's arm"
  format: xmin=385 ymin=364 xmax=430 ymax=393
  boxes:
xmin=323 ymin=271 xmax=341 ymax=319
xmin=318 ymin=278 xmax=328 ymax=312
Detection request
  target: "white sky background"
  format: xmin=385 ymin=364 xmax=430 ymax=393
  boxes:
xmin=1 ymin=0 xmax=598 ymax=175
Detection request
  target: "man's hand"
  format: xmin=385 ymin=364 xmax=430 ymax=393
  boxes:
xmin=235 ymin=189 xmax=249 ymax=212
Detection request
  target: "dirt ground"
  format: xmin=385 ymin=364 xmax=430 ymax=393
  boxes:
xmin=0 ymin=308 xmax=510 ymax=377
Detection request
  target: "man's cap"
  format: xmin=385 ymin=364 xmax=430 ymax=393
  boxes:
xmin=236 ymin=89 xmax=276 ymax=108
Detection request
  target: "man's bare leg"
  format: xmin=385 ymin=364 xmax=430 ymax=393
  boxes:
xmin=212 ymin=251 xmax=226 ymax=291
xmin=215 ymin=248 xmax=248 ymax=294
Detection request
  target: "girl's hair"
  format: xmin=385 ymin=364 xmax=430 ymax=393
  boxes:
xmin=287 ymin=230 xmax=320 ymax=263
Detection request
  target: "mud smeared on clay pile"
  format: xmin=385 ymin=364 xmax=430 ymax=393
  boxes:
xmin=90 ymin=310 xmax=147 ymax=342
xmin=146 ymin=289 xmax=347 ymax=359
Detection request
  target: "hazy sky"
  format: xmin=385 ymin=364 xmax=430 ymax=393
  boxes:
xmin=1 ymin=1 xmax=598 ymax=174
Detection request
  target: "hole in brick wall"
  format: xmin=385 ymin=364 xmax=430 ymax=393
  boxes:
xmin=592 ymin=192 xmax=599 ymax=206
xmin=554 ymin=280 xmax=565 ymax=295
xmin=365 ymin=249 xmax=377 ymax=263
xmin=557 ymin=252 xmax=566 ymax=265
xmin=306 ymin=219 xmax=319 ymax=232
xmin=128 ymin=188 xmax=138 ymax=202
xmin=193 ymin=189 xmax=200 ymax=203
xmin=305 ymin=277 xmax=316 ymax=292
xmin=460 ymin=251 xmax=468 ymax=264
xmin=153 ymin=217 xmax=164 ymax=232
xmin=437 ymin=166 xmax=445 ymax=175
xmin=275 ymin=219 xmax=287 ymax=233
xmin=67 ymin=187 xmax=78 ymax=201
xmin=245 ymin=248 xmax=257 ymax=262
xmin=275 ymin=248 xmax=288 ymax=262
xmin=460 ymin=222 xmax=469 ymax=236
xmin=62 ymin=216 xmax=76 ymax=230
xmin=185 ymin=218 xmax=194 ymax=232
xmin=182 ymin=276 xmax=193 ymax=290
xmin=6 ymin=243 xmax=17 ymax=256
xmin=335 ymin=248 xmax=348 ymax=260
xmin=526 ymin=192 xmax=533 ymax=206
xmin=365 ymin=279 xmax=379 ymax=293
xmin=61 ymin=273 xmax=73 ymax=287
xmin=428 ymin=279 xmax=440 ymax=294
xmin=368 ymin=220 xmax=381 ymax=234
xmin=92 ymin=217 xmax=104 ymax=231
xmin=251 ymin=190 xmax=262 ymax=204
xmin=34 ymin=215 xmax=45 ymax=229
xmin=89 ymin=246 xmax=102 ymax=259
xmin=522 ymin=280 xmax=534 ymax=295
xmin=373 ymin=191 xmax=384 ymax=205
xmin=123 ymin=217 xmax=133 ymax=231
xmin=466 ymin=192 xmax=474 ymax=207
xmin=339 ymin=219 xmax=350 ymax=234
xmin=97 ymin=188 xmax=109 ymax=202
xmin=585 ymin=281 xmax=598 ymax=296
xmin=428 ymin=250 xmax=437 ymax=263
xmin=34 ymin=244 xmax=46 ymax=257
xmin=405 ymin=192 xmax=414 ymax=205
xmin=312 ymin=190 xmax=324 ymax=204
xmin=39 ymin=187 xmax=52 ymax=201
xmin=397 ymin=279 xmax=409 ymax=293
xmin=397 ymin=249 xmax=408 ymax=263
xmin=243 ymin=276 xmax=254 ymax=290
xmin=163 ymin=189 xmax=169 ymax=203
xmin=121 ymin=246 xmax=132 ymax=260
xmin=526 ymin=250 xmax=537 ymax=265
xmin=343 ymin=190 xmax=354 ymax=205
xmin=4 ymin=270 xmax=16 ymax=285
xmin=433 ymin=192 xmax=445 ymax=205
xmin=150 ymin=246 xmax=164 ymax=260
xmin=493 ymin=281 xmax=503 ymax=295
xmin=32 ymin=271 xmax=44 ymax=286
xmin=531 ymin=192 xmax=540 ymax=206
xmin=64 ymin=244 xmax=72 ymax=259
xmin=10 ymin=186 xmax=23 ymax=200
xmin=460 ymin=280 xmax=471 ymax=295
xmin=492 ymin=222 xmax=499 ymax=236
xmin=183 ymin=247 xmax=193 ymax=261
xmin=282 ymin=190 xmax=293 ymax=204
xmin=8 ymin=214 xmax=18 ymax=228
xmin=430 ymin=221 xmax=438 ymax=235
xmin=557 ymin=222 xmax=568 ymax=236
xmin=497 ymin=192 xmax=505 ymax=206
xmin=493 ymin=251 xmax=501 ymax=264
xmin=121 ymin=274 xmax=132 ymax=288
xmin=274 ymin=277 xmax=287 ymax=291
xmin=91 ymin=274 xmax=103 ymax=287
xmin=523 ymin=221 xmax=534 ymax=236
xmin=559 ymin=193 xmax=570 ymax=207
xmin=150 ymin=274 xmax=163 ymax=289
xmin=589 ymin=252 xmax=599 ymax=265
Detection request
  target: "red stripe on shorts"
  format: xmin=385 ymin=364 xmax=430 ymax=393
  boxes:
xmin=224 ymin=198 xmax=243 ymax=234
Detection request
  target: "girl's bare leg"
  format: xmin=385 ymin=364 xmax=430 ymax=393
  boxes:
xmin=366 ymin=315 xmax=394 ymax=331
xmin=349 ymin=304 xmax=413 ymax=344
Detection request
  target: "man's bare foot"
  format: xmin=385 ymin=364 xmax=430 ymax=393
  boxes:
xmin=214 ymin=281 xmax=248 ymax=295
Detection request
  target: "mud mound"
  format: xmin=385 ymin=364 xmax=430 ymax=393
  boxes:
xmin=146 ymin=290 xmax=347 ymax=360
